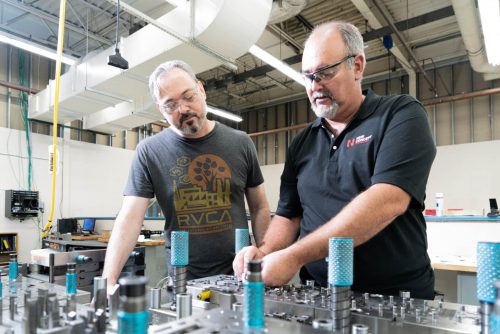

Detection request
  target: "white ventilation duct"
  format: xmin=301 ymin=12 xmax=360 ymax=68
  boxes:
xmin=268 ymin=0 xmax=307 ymax=25
xmin=451 ymin=0 xmax=500 ymax=81
xmin=29 ymin=0 xmax=272 ymax=133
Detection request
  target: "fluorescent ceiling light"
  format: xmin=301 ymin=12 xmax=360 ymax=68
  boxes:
xmin=206 ymin=106 xmax=242 ymax=122
xmin=249 ymin=45 xmax=305 ymax=86
xmin=478 ymin=0 xmax=500 ymax=66
xmin=0 ymin=30 xmax=77 ymax=65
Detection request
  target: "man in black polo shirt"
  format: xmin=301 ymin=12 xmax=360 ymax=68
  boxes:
xmin=233 ymin=20 xmax=436 ymax=299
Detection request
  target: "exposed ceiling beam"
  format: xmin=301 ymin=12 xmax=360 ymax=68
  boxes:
xmin=295 ymin=14 xmax=314 ymax=30
xmin=6 ymin=11 xmax=29 ymax=25
xmin=205 ymin=6 xmax=454 ymax=93
xmin=363 ymin=6 xmax=454 ymax=42
xmin=267 ymin=25 xmax=303 ymax=54
xmin=0 ymin=0 xmax=113 ymax=46
xmin=67 ymin=0 xmax=87 ymax=30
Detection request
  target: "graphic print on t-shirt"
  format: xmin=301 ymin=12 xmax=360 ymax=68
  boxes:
xmin=171 ymin=154 xmax=232 ymax=234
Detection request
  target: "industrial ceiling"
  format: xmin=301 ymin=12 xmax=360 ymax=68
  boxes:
xmin=0 ymin=0 xmax=498 ymax=133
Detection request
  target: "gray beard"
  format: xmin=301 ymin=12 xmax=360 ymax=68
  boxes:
xmin=312 ymin=102 xmax=339 ymax=119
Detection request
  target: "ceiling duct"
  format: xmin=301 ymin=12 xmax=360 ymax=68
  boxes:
xmin=29 ymin=0 xmax=272 ymax=133
xmin=268 ymin=0 xmax=307 ymax=24
xmin=451 ymin=0 xmax=500 ymax=81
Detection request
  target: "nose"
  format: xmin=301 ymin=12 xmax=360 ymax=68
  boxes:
xmin=177 ymin=101 xmax=191 ymax=113
xmin=309 ymin=77 xmax=324 ymax=92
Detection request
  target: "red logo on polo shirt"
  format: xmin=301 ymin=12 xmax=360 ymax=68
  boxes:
xmin=346 ymin=134 xmax=372 ymax=148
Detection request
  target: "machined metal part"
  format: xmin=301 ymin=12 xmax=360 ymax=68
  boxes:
xmin=330 ymin=285 xmax=351 ymax=330
xmin=153 ymin=308 xmax=333 ymax=334
xmin=24 ymin=298 xmax=37 ymax=334
xmin=108 ymin=283 xmax=120 ymax=321
xmin=173 ymin=266 xmax=187 ymax=295
xmin=66 ymin=293 xmax=76 ymax=314
xmin=9 ymin=295 xmax=16 ymax=320
xmin=0 ymin=272 xmax=485 ymax=334
xmin=150 ymin=287 xmax=162 ymax=309
xmin=95 ymin=308 xmax=107 ymax=334
xmin=183 ymin=274 xmax=481 ymax=334
xmin=176 ymin=293 xmax=192 ymax=319
xmin=232 ymin=302 xmax=243 ymax=312
xmin=312 ymin=318 xmax=333 ymax=330
xmin=93 ymin=276 xmax=107 ymax=312
xmin=352 ymin=323 xmax=369 ymax=333
xmin=480 ymin=301 xmax=493 ymax=334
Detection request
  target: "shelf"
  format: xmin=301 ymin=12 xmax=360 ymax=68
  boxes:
xmin=0 ymin=233 xmax=18 ymax=259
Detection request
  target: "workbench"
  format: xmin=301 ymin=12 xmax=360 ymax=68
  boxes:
xmin=426 ymin=216 xmax=500 ymax=305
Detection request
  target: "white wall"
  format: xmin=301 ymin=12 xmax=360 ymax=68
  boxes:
xmin=261 ymin=140 xmax=500 ymax=213
xmin=426 ymin=140 xmax=500 ymax=211
xmin=0 ymin=127 xmax=135 ymax=262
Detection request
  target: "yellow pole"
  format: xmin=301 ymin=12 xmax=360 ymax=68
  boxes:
xmin=42 ymin=0 xmax=68 ymax=238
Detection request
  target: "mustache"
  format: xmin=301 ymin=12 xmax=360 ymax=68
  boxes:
xmin=179 ymin=112 xmax=198 ymax=124
xmin=312 ymin=91 xmax=332 ymax=100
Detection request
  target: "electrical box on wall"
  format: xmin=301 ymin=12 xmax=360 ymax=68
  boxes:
xmin=4 ymin=190 xmax=40 ymax=220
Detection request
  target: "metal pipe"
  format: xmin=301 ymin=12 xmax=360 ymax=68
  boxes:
xmin=103 ymin=0 xmax=238 ymax=70
xmin=249 ymin=123 xmax=308 ymax=137
xmin=0 ymin=79 xmax=41 ymax=94
xmin=418 ymin=88 xmax=500 ymax=106
xmin=372 ymin=0 xmax=437 ymax=96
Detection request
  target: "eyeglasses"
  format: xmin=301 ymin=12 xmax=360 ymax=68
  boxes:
xmin=159 ymin=87 xmax=199 ymax=114
xmin=301 ymin=55 xmax=356 ymax=83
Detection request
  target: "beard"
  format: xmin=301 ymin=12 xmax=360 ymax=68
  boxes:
xmin=176 ymin=109 xmax=207 ymax=135
xmin=311 ymin=91 xmax=339 ymax=119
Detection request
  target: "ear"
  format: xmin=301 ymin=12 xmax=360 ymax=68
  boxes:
xmin=353 ymin=54 xmax=365 ymax=81
xmin=197 ymin=80 xmax=207 ymax=98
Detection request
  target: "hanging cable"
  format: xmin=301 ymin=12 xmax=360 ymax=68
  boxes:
xmin=42 ymin=0 xmax=68 ymax=238
xmin=18 ymin=50 xmax=33 ymax=191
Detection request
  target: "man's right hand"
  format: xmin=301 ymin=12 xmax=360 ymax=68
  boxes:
xmin=233 ymin=246 xmax=267 ymax=278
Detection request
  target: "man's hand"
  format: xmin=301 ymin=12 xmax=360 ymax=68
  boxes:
xmin=261 ymin=248 xmax=301 ymax=286
xmin=233 ymin=246 xmax=267 ymax=278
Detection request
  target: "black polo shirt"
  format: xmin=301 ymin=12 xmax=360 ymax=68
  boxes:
xmin=276 ymin=89 xmax=436 ymax=298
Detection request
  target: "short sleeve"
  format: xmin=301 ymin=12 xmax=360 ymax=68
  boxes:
xmin=371 ymin=101 xmax=436 ymax=206
xmin=123 ymin=144 xmax=155 ymax=198
xmin=276 ymin=145 xmax=303 ymax=218
xmin=244 ymin=136 xmax=264 ymax=188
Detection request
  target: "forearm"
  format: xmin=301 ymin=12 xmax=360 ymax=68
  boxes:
xmin=250 ymin=207 xmax=270 ymax=246
xmin=246 ymin=184 xmax=271 ymax=246
xmin=259 ymin=214 xmax=300 ymax=255
xmin=102 ymin=217 xmax=143 ymax=286
xmin=289 ymin=183 xmax=410 ymax=267
xmin=102 ymin=196 xmax=148 ymax=287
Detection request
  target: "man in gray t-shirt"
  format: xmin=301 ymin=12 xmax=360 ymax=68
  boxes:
xmin=103 ymin=60 xmax=270 ymax=287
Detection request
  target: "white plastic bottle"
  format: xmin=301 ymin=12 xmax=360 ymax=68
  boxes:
xmin=435 ymin=193 xmax=444 ymax=216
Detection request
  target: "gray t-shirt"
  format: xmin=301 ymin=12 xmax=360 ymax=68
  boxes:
xmin=124 ymin=122 xmax=264 ymax=279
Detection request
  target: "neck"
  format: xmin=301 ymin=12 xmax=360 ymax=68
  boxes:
xmin=324 ymin=93 xmax=365 ymax=135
